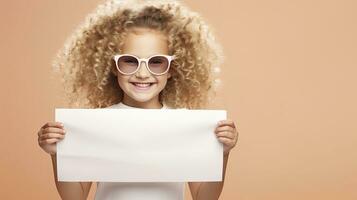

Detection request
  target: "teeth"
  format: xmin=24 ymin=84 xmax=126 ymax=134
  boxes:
xmin=133 ymin=83 xmax=151 ymax=87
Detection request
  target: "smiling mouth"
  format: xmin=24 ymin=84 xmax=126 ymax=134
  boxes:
xmin=131 ymin=82 xmax=156 ymax=89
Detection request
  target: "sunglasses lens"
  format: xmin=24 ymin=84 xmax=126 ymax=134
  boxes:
xmin=148 ymin=56 xmax=169 ymax=74
xmin=117 ymin=55 xmax=139 ymax=74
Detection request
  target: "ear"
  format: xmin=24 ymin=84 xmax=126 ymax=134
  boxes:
xmin=167 ymin=72 xmax=172 ymax=79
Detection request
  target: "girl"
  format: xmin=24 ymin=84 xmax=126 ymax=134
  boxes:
xmin=37 ymin=0 xmax=239 ymax=199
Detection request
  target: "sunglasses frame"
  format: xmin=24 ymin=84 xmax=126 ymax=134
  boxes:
xmin=113 ymin=54 xmax=175 ymax=76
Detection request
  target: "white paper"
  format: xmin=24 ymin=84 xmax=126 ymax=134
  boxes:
xmin=55 ymin=108 xmax=226 ymax=182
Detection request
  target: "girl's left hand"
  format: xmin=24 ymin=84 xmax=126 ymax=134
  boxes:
xmin=214 ymin=119 xmax=239 ymax=155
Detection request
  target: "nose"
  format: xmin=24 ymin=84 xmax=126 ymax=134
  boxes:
xmin=135 ymin=61 xmax=151 ymax=78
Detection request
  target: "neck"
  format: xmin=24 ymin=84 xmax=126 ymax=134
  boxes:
xmin=121 ymin=95 xmax=163 ymax=109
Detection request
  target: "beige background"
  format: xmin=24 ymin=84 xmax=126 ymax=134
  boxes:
xmin=1 ymin=0 xmax=356 ymax=199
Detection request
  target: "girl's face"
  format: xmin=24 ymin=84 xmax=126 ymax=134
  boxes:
xmin=116 ymin=27 xmax=171 ymax=108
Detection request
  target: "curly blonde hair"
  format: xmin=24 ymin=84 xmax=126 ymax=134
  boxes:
xmin=52 ymin=0 xmax=223 ymax=109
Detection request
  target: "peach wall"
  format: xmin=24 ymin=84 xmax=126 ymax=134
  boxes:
xmin=1 ymin=0 xmax=356 ymax=199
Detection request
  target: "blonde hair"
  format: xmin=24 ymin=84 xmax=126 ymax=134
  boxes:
xmin=52 ymin=0 xmax=223 ymax=109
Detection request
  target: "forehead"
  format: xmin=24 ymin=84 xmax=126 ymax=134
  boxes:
xmin=121 ymin=28 xmax=169 ymax=58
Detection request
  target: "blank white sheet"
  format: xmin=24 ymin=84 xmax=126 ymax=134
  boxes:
xmin=55 ymin=108 xmax=226 ymax=182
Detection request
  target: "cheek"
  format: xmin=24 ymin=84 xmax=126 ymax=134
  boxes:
xmin=157 ymin=76 xmax=169 ymax=88
xmin=116 ymin=75 xmax=129 ymax=88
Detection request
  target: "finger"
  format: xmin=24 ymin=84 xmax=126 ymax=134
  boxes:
xmin=40 ymin=133 xmax=65 ymax=140
xmin=42 ymin=122 xmax=64 ymax=129
xmin=37 ymin=129 xmax=42 ymax=137
xmin=217 ymin=119 xmax=236 ymax=128
xmin=217 ymin=137 xmax=234 ymax=146
xmin=215 ymin=131 xmax=235 ymax=139
xmin=42 ymin=127 xmax=66 ymax=135
xmin=215 ymin=126 xmax=234 ymax=133
xmin=39 ymin=138 xmax=60 ymax=145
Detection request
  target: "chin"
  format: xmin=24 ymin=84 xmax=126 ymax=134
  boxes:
xmin=127 ymin=92 xmax=158 ymax=103
xmin=119 ymin=81 xmax=165 ymax=103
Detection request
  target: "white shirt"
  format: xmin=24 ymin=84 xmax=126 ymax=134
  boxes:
xmin=94 ymin=102 xmax=184 ymax=200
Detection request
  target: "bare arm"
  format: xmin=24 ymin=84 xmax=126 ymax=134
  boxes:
xmin=51 ymin=154 xmax=92 ymax=200
xmin=188 ymin=154 xmax=229 ymax=200
xmin=189 ymin=119 xmax=239 ymax=200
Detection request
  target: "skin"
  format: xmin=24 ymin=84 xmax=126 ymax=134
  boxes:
xmin=38 ymin=27 xmax=239 ymax=200
xmin=115 ymin=27 xmax=172 ymax=109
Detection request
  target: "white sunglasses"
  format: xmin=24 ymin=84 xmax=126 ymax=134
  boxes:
xmin=113 ymin=54 xmax=175 ymax=75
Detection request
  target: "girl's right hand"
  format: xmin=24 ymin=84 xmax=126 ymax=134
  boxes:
xmin=37 ymin=122 xmax=66 ymax=155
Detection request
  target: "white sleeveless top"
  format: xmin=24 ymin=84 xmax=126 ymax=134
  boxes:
xmin=94 ymin=102 xmax=184 ymax=200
